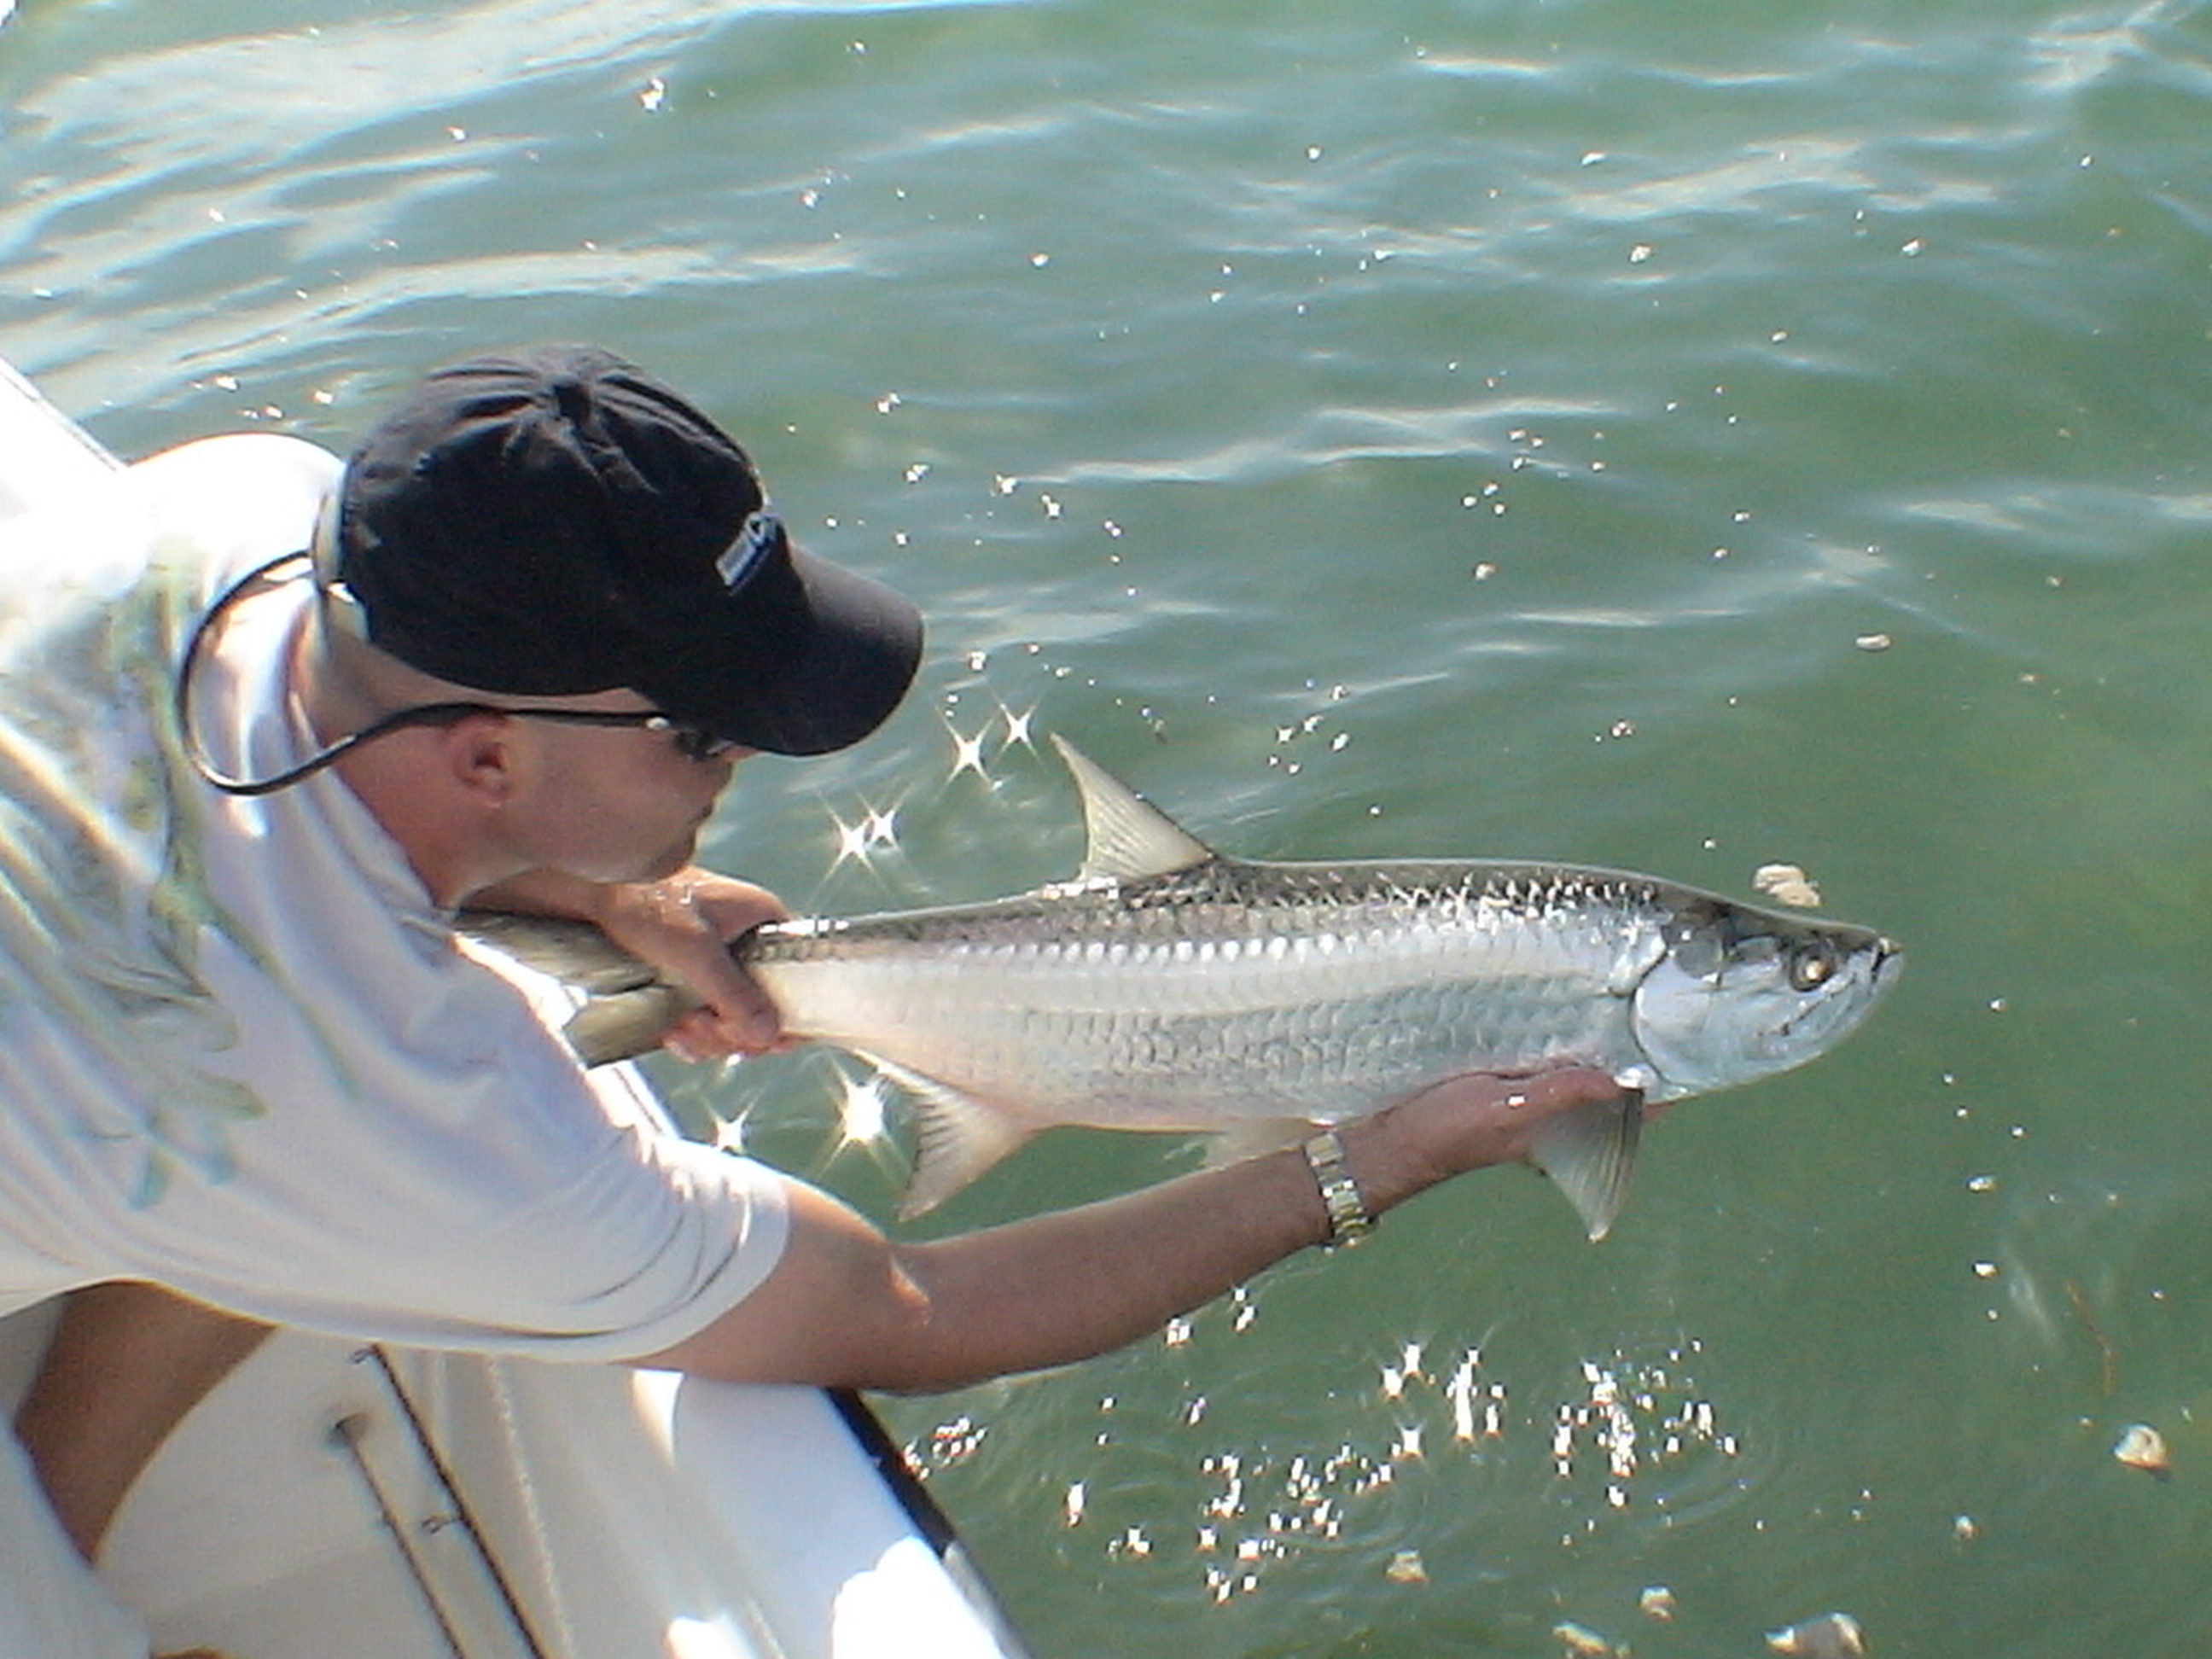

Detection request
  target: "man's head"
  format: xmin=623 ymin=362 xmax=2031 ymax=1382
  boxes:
xmin=325 ymin=345 xmax=922 ymax=757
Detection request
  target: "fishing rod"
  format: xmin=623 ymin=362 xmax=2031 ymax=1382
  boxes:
xmin=323 ymin=1348 xmax=555 ymax=1659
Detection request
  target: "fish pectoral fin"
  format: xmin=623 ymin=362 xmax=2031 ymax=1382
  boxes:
xmin=1526 ymin=1090 xmax=1644 ymax=1242
xmin=1051 ymin=735 xmax=1215 ymax=881
xmin=872 ymin=1060 xmax=1034 ymax=1220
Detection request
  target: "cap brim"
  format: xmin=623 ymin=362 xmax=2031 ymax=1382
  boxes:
xmin=640 ymin=545 xmax=923 ymax=757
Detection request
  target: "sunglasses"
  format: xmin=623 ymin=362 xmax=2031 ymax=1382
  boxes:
xmin=364 ymin=701 xmax=744 ymax=764
xmin=178 ymin=549 xmax=748 ymax=797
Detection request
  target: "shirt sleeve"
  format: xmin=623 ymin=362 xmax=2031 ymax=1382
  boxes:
xmin=192 ymin=939 xmax=799 ymax=1362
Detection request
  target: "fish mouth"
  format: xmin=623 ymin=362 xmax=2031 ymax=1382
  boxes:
xmin=1869 ymin=937 xmax=1906 ymax=989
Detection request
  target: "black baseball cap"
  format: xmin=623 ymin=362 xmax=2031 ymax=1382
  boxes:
xmin=327 ymin=345 xmax=922 ymax=756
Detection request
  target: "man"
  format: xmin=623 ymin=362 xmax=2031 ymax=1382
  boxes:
xmin=1 ymin=346 xmax=1628 ymax=1652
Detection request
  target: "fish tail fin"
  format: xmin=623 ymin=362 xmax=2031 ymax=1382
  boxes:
xmin=563 ymin=985 xmax=695 ymax=1066
xmin=1526 ymin=1086 xmax=1644 ymax=1241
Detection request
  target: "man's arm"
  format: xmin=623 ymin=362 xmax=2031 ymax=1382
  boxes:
xmin=643 ymin=1066 xmax=1633 ymax=1394
xmin=14 ymin=1283 xmax=271 ymax=1562
xmin=9 ymin=1070 xmax=1626 ymax=1563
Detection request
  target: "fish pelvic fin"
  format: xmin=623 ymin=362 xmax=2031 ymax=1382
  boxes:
xmin=1526 ymin=1087 xmax=1645 ymax=1242
xmin=1205 ymin=1118 xmax=1318 ymax=1167
xmin=1051 ymin=735 xmax=1215 ymax=881
xmin=870 ymin=1057 xmax=1035 ymax=1220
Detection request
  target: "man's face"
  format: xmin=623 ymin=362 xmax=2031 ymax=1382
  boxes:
xmin=497 ymin=692 xmax=747 ymax=884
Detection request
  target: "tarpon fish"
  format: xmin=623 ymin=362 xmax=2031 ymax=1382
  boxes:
xmin=465 ymin=738 xmax=1900 ymax=1238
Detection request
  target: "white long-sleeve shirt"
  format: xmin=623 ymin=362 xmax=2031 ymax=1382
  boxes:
xmin=0 ymin=432 xmax=787 ymax=1360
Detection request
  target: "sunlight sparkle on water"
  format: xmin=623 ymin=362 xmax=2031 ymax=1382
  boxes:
xmin=949 ymin=724 xmax=989 ymax=778
xmin=825 ymin=801 xmax=900 ymax=871
xmin=817 ymin=707 xmax=1045 ymax=875
xmin=935 ymin=1330 xmax=1743 ymax=1608
xmin=835 ymin=1068 xmax=891 ymax=1145
xmin=942 ymin=704 xmax=1043 ymax=782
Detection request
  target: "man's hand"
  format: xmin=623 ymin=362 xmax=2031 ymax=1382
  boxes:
xmin=591 ymin=869 xmax=792 ymax=1061
xmin=1338 ymin=1065 xmax=1640 ymax=1203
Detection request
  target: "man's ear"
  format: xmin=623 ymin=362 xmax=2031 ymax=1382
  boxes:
xmin=439 ymin=713 xmax=521 ymax=802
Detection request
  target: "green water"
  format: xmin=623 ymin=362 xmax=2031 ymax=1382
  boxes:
xmin=9 ymin=0 xmax=2212 ymax=1652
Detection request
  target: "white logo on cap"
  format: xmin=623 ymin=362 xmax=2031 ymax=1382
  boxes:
xmin=717 ymin=506 xmax=783 ymax=591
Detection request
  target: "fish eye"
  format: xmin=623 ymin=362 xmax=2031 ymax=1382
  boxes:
xmin=1788 ymin=941 xmax=1839 ymax=992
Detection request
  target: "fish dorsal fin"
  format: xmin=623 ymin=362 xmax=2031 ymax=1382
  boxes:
xmin=1051 ymin=735 xmax=1214 ymax=881
xmin=1526 ymin=1088 xmax=1644 ymax=1242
